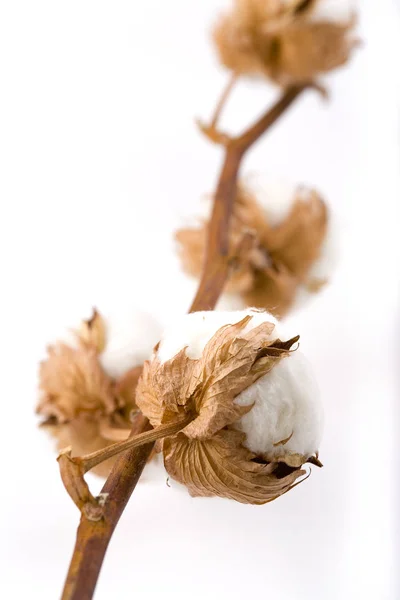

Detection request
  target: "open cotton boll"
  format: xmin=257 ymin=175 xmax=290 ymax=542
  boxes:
xmin=157 ymin=309 xmax=323 ymax=464
xmin=176 ymin=176 xmax=337 ymax=318
xmin=99 ymin=307 xmax=163 ymax=379
xmin=37 ymin=304 xmax=163 ymax=478
xmin=247 ymin=173 xmax=338 ymax=289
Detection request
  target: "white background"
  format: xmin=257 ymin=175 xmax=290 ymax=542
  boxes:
xmin=0 ymin=1 xmax=399 ymax=599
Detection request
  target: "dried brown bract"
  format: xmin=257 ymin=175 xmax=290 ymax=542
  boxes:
xmin=137 ymin=315 xmax=310 ymax=504
xmin=176 ymin=182 xmax=328 ymax=317
xmin=37 ymin=310 xmax=143 ymax=476
xmin=213 ymin=0 xmax=357 ymax=86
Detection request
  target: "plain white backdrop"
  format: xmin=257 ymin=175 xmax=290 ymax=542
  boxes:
xmin=0 ymin=1 xmax=399 ymax=598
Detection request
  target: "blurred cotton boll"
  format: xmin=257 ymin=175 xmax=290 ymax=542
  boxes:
xmin=176 ymin=174 xmax=336 ymax=318
xmin=245 ymin=173 xmax=339 ymax=304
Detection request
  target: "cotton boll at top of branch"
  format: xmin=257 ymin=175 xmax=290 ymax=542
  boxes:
xmin=213 ymin=0 xmax=358 ymax=87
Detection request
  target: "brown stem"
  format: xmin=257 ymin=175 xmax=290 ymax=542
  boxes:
xmin=190 ymin=84 xmax=305 ymax=312
xmin=61 ymin=414 xmax=153 ymax=600
xmin=60 ymin=84 xmax=306 ymax=600
xmin=210 ymin=73 xmax=238 ymax=130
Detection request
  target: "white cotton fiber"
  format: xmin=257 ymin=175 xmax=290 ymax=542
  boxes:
xmin=310 ymin=0 xmax=356 ymax=24
xmin=245 ymin=174 xmax=300 ymax=228
xmin=157 ymin=309 xmax=323 ymax=460
xmin=247 ymin=174 xmax=338 ymax=303
xmin=99 ymin=306 xmax=162 ymax=379
xmin=234 ymin=346 xmax=323 ymax=461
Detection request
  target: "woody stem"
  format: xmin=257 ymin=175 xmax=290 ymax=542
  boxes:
xmin=190 ymin=84 xmax=306 ymax=312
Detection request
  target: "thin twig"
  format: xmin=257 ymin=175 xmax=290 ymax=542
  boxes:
xmin=78 ymin=414 xmax=193 ymax=474
xmin=60 ymin=84 xmax=306 ymax=600
xmin=210 ymin=73 xmax=238 ymax=131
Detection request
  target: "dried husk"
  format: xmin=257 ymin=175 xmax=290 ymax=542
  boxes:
xmin=176 ymin=183 xmax=328 ymax=317
xmin=213 ymin=0 xmax=357 ymax=85
xmin=164 ymin=430 xmax=305 ymax=504
xmin=137 ymin=315 xmax=310 ymax=504
xmin=37 ymin=342 xmax=117 ymax=423
xmin=37 ymin=310 xmax=143 ymax=476
xmin=43 ymin=414 xmax=131 ymax=477
xmin=78 ymin=308 xmax=106 ymax=353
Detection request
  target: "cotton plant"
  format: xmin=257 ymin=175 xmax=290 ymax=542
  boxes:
xmin=36 ymin=2 xmax=359 ymax=598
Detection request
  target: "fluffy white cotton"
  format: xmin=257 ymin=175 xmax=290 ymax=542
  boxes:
xmin=245 ymin=174 xmax=300 ymax=228
xmin=157 ymin=309 xmax=323 ymax=461
xmin=234 ymin=347 xmax=323 ymax=461
xmin=99 ymin=307 xmax=162 ymax=378
xmin=247 ymin=174 xmax=338 ymax=302
xmin=157 ymin=309 xmax=278 ymax=363
xmin=310 ymin=0 xmax=356 ymax=24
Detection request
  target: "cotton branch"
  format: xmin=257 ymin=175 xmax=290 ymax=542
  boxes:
xmin=60 ymin=84 xmax=307 ymax=600
xmin=190 ymin=84 xmax=306 ymax=312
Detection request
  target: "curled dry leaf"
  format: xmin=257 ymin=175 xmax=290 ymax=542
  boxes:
xmin=137 ymin=315 xmax=310 ymax=504
xmin=37 ymin=342 xmax=116 ymax=423
xmin=163 ymin=430 xmax=306 ymax=505
xmin=262 ymin=189 xmax=328 ymax=278
xmin=213 ymin=0 xmax=357 ymax=86
xmin=176 ymin=182 xmax=328 ymax=317
xmin=37 ymin=309 xmax=144 ymax=476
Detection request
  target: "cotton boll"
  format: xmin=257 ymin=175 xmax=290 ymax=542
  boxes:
xmin=99 ymin=307 xmax=162 ymax=379
xmin=157 ymin=309 xmax=323 ymax=463
xmin=246 ymin=174 xmax=338 ymax=301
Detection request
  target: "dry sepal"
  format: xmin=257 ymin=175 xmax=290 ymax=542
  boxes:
xmin=37 ymin=309 xmax=154 ymax=476
xmin=213 ymin=0 xmax=357 ymax=86
xmin=137 ymin=312 xmax=321 ymax=504
xmin=176 ymin=181 xmax=330 ymax=317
